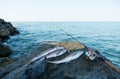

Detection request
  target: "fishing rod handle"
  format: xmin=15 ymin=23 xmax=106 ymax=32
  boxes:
xmin=98 ymin=56 xmax=120 ymax=74
xmin=104 ymin=60 xmax=120 ymax=74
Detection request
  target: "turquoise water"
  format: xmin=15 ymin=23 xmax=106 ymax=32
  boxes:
xmin=4 ymin=22 xmax=120 ymax=68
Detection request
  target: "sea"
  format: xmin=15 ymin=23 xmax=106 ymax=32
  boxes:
xmin=4 ymin=22 xmax=120 ymax=68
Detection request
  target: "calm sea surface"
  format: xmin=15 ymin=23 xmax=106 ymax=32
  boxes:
xmin=4 ymin=22 xmax=120 ymax=68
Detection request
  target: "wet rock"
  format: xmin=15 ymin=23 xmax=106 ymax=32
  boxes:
xmin=0 ymin=42 xmax=120 ymax=79
xmin=0 ymin=18 xmax=19 ymax=57
xmin=0 ymin=19 xmax=5 ymax=24
xmin=0 ymin=43 xmax=50 ymax=79
xmin=0 ymin=18 xmax=19 ymax=42
xmin=25 ymin=60 xmax=47 ymax=79
xmin=0 ymin=57 xmax=14 ymax=70
xmin=0 ymin=36 xmax=9 ymax=43
xmin=47 ymin=41 xmax=85 ymax=50
xmin=0 ymin=44 xmax=13 ymax=57
xmin=46 ymin=54 xmax=120 ymax=79
xmin=0 ymin=24 xmax=10 ymax=37
xmin=4 ymin=22 xmax=19 ymax=35
xmin=1 ymin=60 xmax=47 ymax=79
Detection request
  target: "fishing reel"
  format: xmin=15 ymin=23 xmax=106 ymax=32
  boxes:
xmin=85 ymin=48 xmax=98 ymax=60
xmin=85 ymin=51 xmax=97 ymax=60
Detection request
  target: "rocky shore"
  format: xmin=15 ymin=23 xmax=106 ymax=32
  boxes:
xmin=0 ymin=42 xmax=120 ymax=79
xmin=0 ymin=18 xmax=19 ymax=43
xmin=0 ymin=18 xmax=19 ymax=57
xmin=0 ymin=18 xmax=19 ymax=71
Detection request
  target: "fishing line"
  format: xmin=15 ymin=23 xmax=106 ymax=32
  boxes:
xmin=56 ymin=26 xmax=86 ymax=47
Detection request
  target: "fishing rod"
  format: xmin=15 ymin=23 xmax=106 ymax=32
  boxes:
xmin=56 ymin=26 xmax=86 ymax=47
xmin=56 ymin=26 xmax=120 ymax=74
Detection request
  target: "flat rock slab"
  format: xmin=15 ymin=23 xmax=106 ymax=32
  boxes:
xmin=0 ymin=42 xmax=120 ymax=79
xmin=45 ymin=41 xmax=85 ymax=50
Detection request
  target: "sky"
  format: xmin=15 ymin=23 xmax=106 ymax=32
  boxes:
xmin=0 ymin=0 xmax=120 ymax=21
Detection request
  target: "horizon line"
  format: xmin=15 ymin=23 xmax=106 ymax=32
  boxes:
xmin=11 ymin=20 xmax=120 ymax=22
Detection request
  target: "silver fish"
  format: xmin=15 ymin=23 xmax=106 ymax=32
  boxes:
xmin=48 ymin=50 xmax=84 ymax=64
xmin=30 ymin=47 xmax=67 ymax=63
xmin=46 ymin=49 xmax=68 ymax=58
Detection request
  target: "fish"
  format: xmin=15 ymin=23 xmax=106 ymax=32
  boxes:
xmin=48 ymin=50 xmax=84 ymax=64
xmin=46 ymin=48 xmax=68 ymax=58
xmin=27 ymin=47 xmax=68 ymax=65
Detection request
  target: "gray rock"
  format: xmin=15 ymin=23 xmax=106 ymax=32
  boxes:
xmin=0 ymin=24 xmax=10 ymax=37
xmin=0 ymin=57 xmax=14 ymax=70
xmin=0 ymin=44 xmax=13 ymax=57
xmin=0 ymin=44 xmax=50 ymax=79
xmin=0 ymin=19 xmax=5 ymax=23
xmin=0 ymin=18 xmax=19 ymax=57
xmin=25 ymin=60 xmax=47 ymax=79
xmin=4 ymin=22 xmax=19 ymax=35
xmin=0 ymin=18 xmax=19 ymax=38
xmin=0 ymin=43 xmax=120 ymax=79
xmin=2 ymin=60 xmax=47 ymax=79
